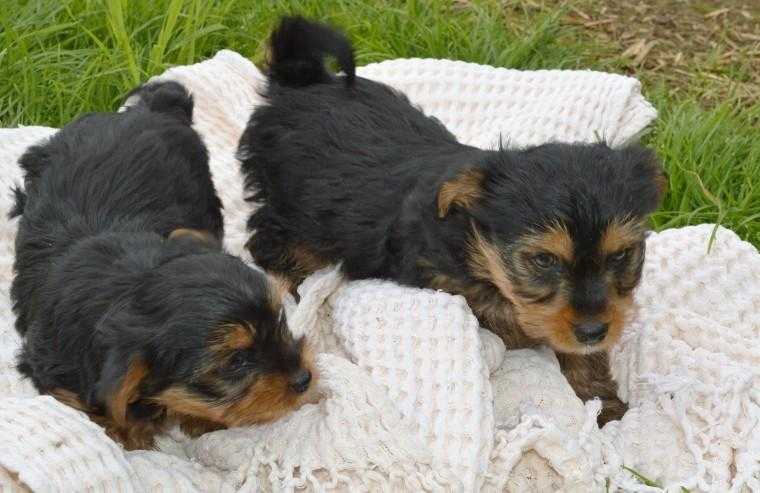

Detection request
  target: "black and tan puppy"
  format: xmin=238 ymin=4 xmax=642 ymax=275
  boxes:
xmin=10 ymin=81 xmax=313 ymax=449
xmin=238 ymin=18 xmax=666 ymax=424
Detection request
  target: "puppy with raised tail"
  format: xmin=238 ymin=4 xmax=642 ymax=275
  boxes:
xmin=239 ymin=17 xmax=667 ymax=424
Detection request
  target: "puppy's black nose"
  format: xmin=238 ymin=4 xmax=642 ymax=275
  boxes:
xmin=289 ymin=369 xmax=312 ymax=394
xmin=573 ymin=322 xmax=609 ymax=345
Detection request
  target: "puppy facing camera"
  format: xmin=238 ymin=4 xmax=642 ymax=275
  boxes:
xmin=239 ymin=17 xmax=667 ymax=424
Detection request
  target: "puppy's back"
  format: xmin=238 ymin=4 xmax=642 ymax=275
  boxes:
xmin=17 ymin=82 xmax=220 ymax=239
xmin=239 ymin=18 xmax=481 ymax=282
xmin=11 ymin=82 xmax=222 ymax=335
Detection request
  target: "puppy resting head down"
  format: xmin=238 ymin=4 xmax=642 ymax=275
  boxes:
xmin=97 ymin=238 xmax=312 ymax=432
xmin=50 ymin=236 xmax=313 ymax=448
xmin=11 ymin=82 xmax=313 ymax=449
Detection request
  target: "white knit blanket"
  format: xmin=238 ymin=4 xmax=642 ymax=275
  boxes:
xmin=0 ymin=51 xmax=758 ymax=493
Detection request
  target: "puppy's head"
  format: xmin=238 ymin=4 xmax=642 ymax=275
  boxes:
xmin=437 ymin=143 xmax=666 ymax=353
xmin=95 ymin=241 xmax=312 ymax=431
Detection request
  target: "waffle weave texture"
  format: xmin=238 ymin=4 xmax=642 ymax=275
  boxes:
xmin=0 ymin=50 xmax=757 ymax=492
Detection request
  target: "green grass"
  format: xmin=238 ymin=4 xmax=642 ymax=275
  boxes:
xmin=1 ymin=0 xmax=758 ymax=247
xmin=621 ymin=466 xmax=691 ymax=492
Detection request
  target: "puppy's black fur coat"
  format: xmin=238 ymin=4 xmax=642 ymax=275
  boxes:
xmin=11 ymin=82 xmax=311 ymax=448
xmin=240 ymin=18 xmax=666 ymax=424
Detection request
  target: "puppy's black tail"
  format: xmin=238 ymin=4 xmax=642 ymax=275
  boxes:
xmin=8 ymin=186 xmax=27 ymax=219
xmin=125 ymin=81 xmax=194 ymax=124
xmin=268 ymin=16 xmax=355 ymax=88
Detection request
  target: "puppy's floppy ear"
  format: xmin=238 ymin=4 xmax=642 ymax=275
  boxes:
xmin=95 ymin=350 xmax=150 ymax=427
xmin=437 ymin=167 xmax=486 ymax=218
xmin=620 ymin=145 xmax=668 ymax=212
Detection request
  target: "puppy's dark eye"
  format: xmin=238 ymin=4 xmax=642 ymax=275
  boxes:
xmin=531 ymin=253 xmax=558 ymax=269
xmin=609 ymin=248 xmax=631 ymax=264
xmin=228 ymin=351 xmax=249 ymax=370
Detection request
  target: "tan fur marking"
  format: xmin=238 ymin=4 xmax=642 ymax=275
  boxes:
xmin=153 ymin=387 xmax=226 ymax=423
xmin=211 ymin=324 xmax=255 ymax=354
xmin=50 ymin=345 xmax=317 ymax=449
xmin=108 ymin=358 xmax=149 ymax=428
xmin=223 ymin=374 xmax=297 ymax=425
xmin=246 ymin=236 xmax=329 ymax=291
xmin=53 ymin=385 xmax=159 ymax=450
xmin=154 ymin=375 xmax=299 ymax=428
xmin=275 ymin=243 xmax=330 ymax=290
xmin=268 ymin=274 xmax=291 ymax=312
xmin=50 ymin=388 xmax=90 ymax=412
xmin=168 ymin=228 xmax=215 ymax=243
xmin=521 ymin=223 xmax=574 ymax=263
xmin=437 ymin=168 xmax=485 ymax=218
xmin=178 ymin=416 xmax=225 ymax=437
xmin=466 ymin=226 xmax=516 ymax=301
xmin=604 ymin=291 xmax=633 ymax=349
xmin=518 ymin=290 xmax=633 ymax=354
xmin=518 ymin=301 xmax=576 ymax=349
xmin=153 ymin=345 xmax=316 ymax=430
xmin=104 ymin=421 xmax=160 ymax=451
xmin=600 ymin=219 xmax=645 ymax=256
xmin=290 ymin=244 xmax=328 ymax=273
xmin=223 ymin=345 xmax=316 ymax=426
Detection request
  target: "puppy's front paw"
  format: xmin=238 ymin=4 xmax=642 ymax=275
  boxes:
xmin=598 ymin=396 xmax=628 ymax=426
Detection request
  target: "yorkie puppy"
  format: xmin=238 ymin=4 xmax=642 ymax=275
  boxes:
xmin=10 ymin=81 xmax=313 ymax=449
xmin=239 ymin=18 xmax=668 ymax=424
